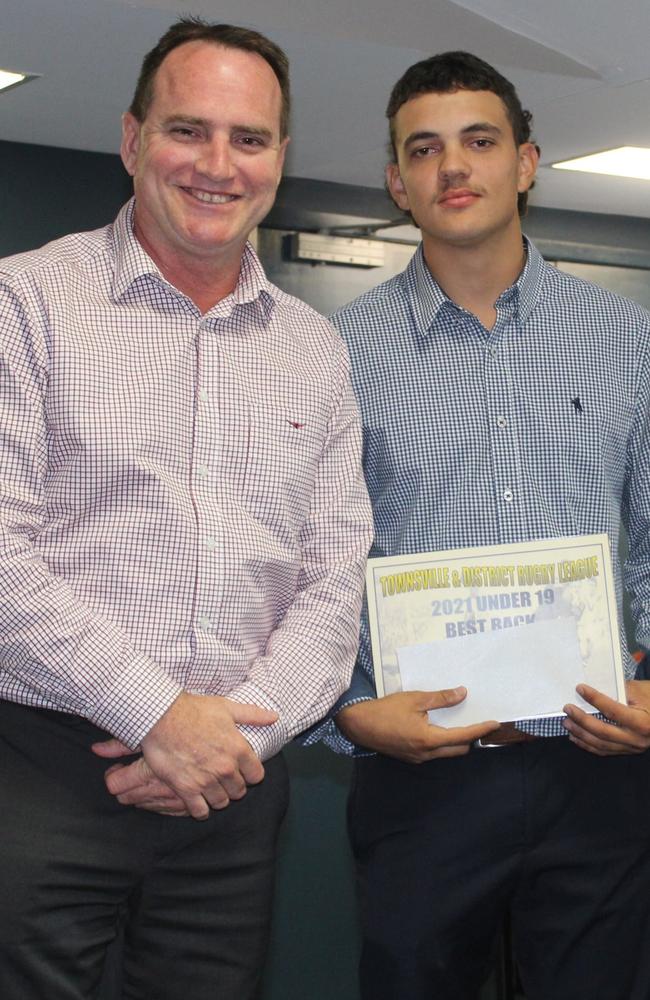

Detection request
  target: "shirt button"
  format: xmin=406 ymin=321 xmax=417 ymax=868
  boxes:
xmin=490 ymin=345 xmax=498 ymax=357
xmin=205 ymin=536 xmax=217 ymax=550
xmin=198 ymin=390 xmax=209 ymax=403
xmin=198 ymin=615 xmax=212 ymax=630
xmin=197 ymin=465 xmax=209 ymax=479
xmin=496 ymin=415 xmax=507 ymax=428
xmin=503 ymin=488 xmax=514 ymax=502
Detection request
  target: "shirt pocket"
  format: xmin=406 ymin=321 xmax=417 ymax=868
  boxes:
xmin=239 ymin=402 xmax=328 ymax=531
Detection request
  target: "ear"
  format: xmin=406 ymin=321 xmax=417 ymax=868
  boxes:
xmin=120 ymin=112 xmax=141 ymax=178
xmin=277 ymin=135 xmax=290 ymax=175
xmin=517 ymin=141 xmax=539 ymax=194
xmin=385 ymin=162 xmax=410 ymax=212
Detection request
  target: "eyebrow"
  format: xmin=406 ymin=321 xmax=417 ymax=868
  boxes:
xmin=161 ymin=115 xmax=274 ymax=141
xmin=403 ymin=122 xmax=503 ymax=148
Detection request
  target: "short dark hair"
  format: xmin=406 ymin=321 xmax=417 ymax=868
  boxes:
xmin=129 ymin=17 xmax=291 ymax=139
xmin=386 ymin=51 xmax=538 ymax=215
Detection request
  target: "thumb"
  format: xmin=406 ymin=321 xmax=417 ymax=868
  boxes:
xmin=227 ymin=700 xmax=279 ymax=727
xmin=91 ymin=737 xmax=137 ymax=758
xmin=418 ymin=686 xmax=468 ymax=711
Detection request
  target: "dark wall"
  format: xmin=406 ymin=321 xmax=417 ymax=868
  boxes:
xmin=0 ymin=140 xmax=131 ymax=257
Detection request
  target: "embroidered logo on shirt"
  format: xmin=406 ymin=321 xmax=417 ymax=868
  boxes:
xmin=571 ymin=396 xmax=583 ymax=414
xmin=288 ymin=419 xmax=305 ymax=429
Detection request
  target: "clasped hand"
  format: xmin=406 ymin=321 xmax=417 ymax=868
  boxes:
xmin=91 ymin=691 xmax=277 ymax=819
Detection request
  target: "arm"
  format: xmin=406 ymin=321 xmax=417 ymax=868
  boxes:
xmin=222 ymin=340 xmax=374 ymax=758
xmin=564 ymin=314 xmax=650 ymax=755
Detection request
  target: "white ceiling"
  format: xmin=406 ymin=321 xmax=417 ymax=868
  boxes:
xmin=2 ymin=0 xmax=650 ymax=218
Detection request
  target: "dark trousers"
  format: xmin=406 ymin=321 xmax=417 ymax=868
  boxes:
xmin=349 ymin=738 xmax=650 ymax=1000
xmin=0 ymin=700 xmax=289 ymax=1000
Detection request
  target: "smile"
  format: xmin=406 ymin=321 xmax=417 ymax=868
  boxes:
xmin=182 ymin=188 xmax=239 ymax=204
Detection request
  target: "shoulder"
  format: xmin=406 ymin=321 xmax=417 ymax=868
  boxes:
xmin=539 ymin=261 xmax=650 ymax=329
xmin=0 ymin=225 xmax=113 ymax=294
xmin=331 ymin=271 xmax=408 ymax=327
xmin=266 ymin=281 xmax=348 ymax=351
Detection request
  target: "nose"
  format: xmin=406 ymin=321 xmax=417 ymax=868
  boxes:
xmin=438 ymin=143 xmax=470 ymax=182
xmin=195 ymin=135 xmax=235 ymax=181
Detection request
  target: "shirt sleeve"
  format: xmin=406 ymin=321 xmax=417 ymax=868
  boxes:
xmin=0 ymin=284 xmax=182 ymax=748
xmin=225 ymin=338 xmax=374 ymax=759
xmin=622 ymin=316 xmax=650 ymax=650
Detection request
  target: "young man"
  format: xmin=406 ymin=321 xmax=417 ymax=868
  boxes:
xmin=0 ymin=18 xmax=372 ymax=999
xmin=318 ymin=51 xmax=650 ymax=1000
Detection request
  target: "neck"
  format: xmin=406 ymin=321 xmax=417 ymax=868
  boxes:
xmin=133 ymin=220 xmax=244 ymax=314
xmin=423 ymin=226 xmax=526 ymax=330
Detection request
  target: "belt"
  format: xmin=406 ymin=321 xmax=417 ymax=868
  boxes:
xmin=476 ymin=722 xmax=539 ymax=748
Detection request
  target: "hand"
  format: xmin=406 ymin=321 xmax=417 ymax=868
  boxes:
xmin=101 ymin=758 xmax=189 ymax=816
xmin=563 ymin=680 xmax=650 ymax=756
xmin=92 ymin=692 xmax=278 ymax=819
xmin=336 ymin=688 xmax=498 ymax=764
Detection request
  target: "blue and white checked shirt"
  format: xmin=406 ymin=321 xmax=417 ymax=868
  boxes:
xmin=312 ymin=238 xmax=650 ymax=752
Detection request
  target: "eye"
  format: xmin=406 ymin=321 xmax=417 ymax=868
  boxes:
xmin=169 ymin=126 xmax=200 ymax=140
xmin=411 ymin=144 xmax=439 ymax=159
xmin=235 ymin=134 xmax=268 ymax=150
xmin=470 ymin=138 xmax=495 ymax=150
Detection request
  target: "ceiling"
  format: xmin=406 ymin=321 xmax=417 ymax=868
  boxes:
xmin=2 ymin=0 xmax=650 ymax=219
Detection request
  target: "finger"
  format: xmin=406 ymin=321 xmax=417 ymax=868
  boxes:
xmin=564 ymin=703 xmax=632 ymax=742
xmin=417 ymin=686 xmax=467 ymax=711
xmin=563 ymin=713 xmax=643 ymax=753
xmin=115 ymin=778 xmax=183 ymax=806
xmin=566 ymin=733 xmax=614 ymax=757
xmin=428 ymin=744 xmax=474 ymax=760
xmin=565 ymin=725 xmax=632 ymax=756
xmin=105 ymin=757 xmax=154 ymax=796
xmin=202 ymin=784 xmax=231 ymax=811
xmin=239 ymin=755 xmax=265 ymax=786
xmin=136 ymin=804 xmax=191 ymax=817
xmin=425 ymin=719 xmax=500 ymax=747
xmin=227 ymin=701 xmax=279 ymax=727
xmin=91 ymin=738 xmax=136 ymax=759
xmin=203 ymin=764 xmax=247 ymax=802
xmin=118 ymin=788 xmax=187 ymax=809
xmin=175 ymin=791 xmax=211 ymax=820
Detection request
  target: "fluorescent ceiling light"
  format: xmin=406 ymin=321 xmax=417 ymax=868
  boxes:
xmin=552 ymin=147 xmax=650 ymax=181
xmin=0 ymin=69 xmax=37 ymax=94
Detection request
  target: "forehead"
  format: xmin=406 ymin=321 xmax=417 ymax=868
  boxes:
xmin=393 ymin=88 xmax=513 ymax=143
xmin=150 ymin=40 xmax=282 ymax=128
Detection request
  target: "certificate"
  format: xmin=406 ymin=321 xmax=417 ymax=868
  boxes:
xmin=366 ymin=534 xmax=626 ymax=726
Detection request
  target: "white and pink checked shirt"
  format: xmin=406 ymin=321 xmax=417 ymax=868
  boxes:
xmin=0 ymin=200 xmax=373 ymax=758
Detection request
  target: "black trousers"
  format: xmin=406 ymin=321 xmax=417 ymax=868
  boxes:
xmin=349 ymin=738 xmax=650 ymax=1000
xmin=0 ymin=701 xmax=289 ymax=1000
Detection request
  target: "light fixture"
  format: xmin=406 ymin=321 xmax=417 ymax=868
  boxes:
xmin=0 ymin=69 xmax=37 ymax=94
xmin=551 ymin=147 xmax=650 ymax=182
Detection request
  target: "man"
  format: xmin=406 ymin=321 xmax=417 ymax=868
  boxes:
xmin=0 ymin=17 xmax=372 ymax=999
xmin=314 ymin=51 xmax=650 ymax=1000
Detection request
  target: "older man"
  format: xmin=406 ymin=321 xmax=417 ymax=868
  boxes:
xmin=0 ymin=17 xmax=372 ymax=999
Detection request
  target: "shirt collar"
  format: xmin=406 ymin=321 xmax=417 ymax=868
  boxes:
xmin=110 ymin=198 xmax=275 ymax=314
xmin=404 ymin=235 xmax=546 ymax=334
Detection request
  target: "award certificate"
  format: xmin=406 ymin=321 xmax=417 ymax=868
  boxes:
xmin=366 ymin=534 xmax=626 ymax=726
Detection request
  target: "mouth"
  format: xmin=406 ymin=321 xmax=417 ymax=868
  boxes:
xmin=437 ymin=189 xmax=480 ymax=208
xmin=181 ymin=187 xmax=240 ymax=205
